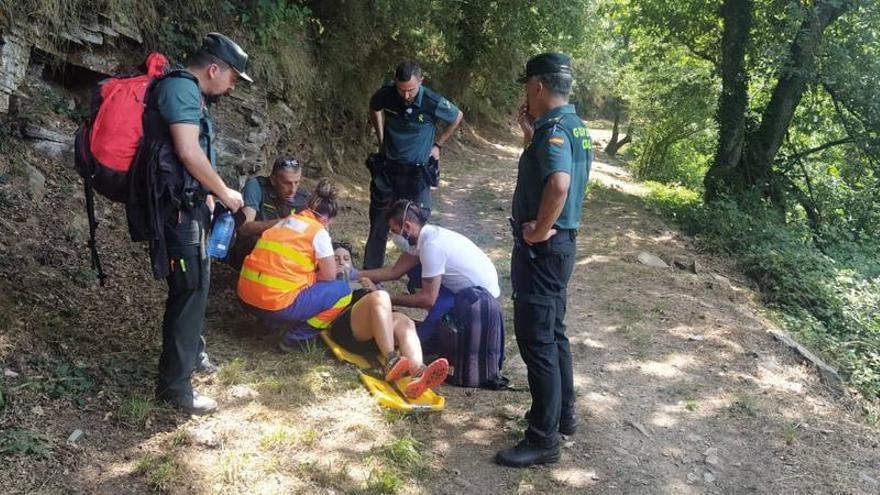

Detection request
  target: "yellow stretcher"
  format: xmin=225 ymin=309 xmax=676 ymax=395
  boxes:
xmin=320 ymin=330 xmax=445 ymax=412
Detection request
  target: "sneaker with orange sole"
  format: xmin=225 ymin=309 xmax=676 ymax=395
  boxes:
xmin=404 ymin=358 xmax=449 ymax=399
xmin=384 ymin=355 xmax=411 ymax=382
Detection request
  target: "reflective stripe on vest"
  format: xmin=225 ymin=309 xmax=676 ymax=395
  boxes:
xmin=306 ymin=292 xmax=353 ymax=329
xmin=237 ymin=210 xmax=323 ymax=311
xmin=253 ymin=239 xmax=315 ymax=272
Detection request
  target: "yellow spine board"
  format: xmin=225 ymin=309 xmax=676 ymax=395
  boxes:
xmin=320 ymin=331 xmax=445 ymax=412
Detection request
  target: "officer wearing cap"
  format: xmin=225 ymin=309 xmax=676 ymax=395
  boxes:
xmin=495 ymin=53 xmax=592 ymax=467
xmin=140 ymin=32 xmax=251 ymax=415
xmin=364 ymin=60 xmax=464 ymax=270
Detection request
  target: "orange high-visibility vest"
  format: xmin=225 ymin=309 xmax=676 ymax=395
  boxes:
xmin=237 ymin=209 xmax=324 ymax=311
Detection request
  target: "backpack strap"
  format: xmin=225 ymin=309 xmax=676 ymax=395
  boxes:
xmin=83 ymin=169 xmax=106 ymax=286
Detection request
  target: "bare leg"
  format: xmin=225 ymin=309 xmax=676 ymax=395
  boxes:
xmin=391 ymin=313 xmax=424 ymax=374
xmin=349 ymin=291 xmax=395 ymax=355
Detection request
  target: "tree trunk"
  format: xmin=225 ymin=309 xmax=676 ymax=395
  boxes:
xmin=706 ymin=0 xmax=854 ymax=202
xmin=604 ymin=98 xmax=631 ymax=157
xmin=704 ymin=0 xmax=753 ymax=200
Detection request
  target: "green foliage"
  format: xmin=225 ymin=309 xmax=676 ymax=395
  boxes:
xmin=42 ymin=363 xmax=93 ymax=398
xmin=0 ymin=428 xmax=49 ymax=457
xmin=309 ymin=0 xmax=592 ymax=123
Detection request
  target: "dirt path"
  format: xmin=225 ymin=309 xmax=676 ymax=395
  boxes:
xmin=415 ymin=128 xmax=880 ymax=494
xmin=6 ymin=127 xmax=879 ymax=495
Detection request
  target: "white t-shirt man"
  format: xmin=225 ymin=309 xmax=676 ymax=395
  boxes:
xmin=397 ymin=224 xmax=500 ymax=297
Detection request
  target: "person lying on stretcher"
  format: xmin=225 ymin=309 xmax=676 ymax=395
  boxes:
xmin=329 ymin=242 xmax=448 ymax=398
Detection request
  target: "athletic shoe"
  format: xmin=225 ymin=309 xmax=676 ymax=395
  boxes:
xmin=404 ymin=358 xmax=449 ymax=399
xmin=384 ymin=355 xmax=411 ymax=382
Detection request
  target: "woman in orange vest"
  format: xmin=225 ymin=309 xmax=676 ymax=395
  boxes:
xmin=238 ymin=178 xmax=352 ymax=351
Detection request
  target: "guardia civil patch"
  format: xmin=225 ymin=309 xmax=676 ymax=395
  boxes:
xmin=548 ymin=136 xmax=565 ymax=145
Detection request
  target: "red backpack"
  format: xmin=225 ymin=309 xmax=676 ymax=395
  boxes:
xmin=73 ymin=52 xmax=170 ymax=284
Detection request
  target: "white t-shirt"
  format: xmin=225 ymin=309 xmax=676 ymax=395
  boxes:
xmin=313 ymin=229 xmax=333 ymax=259
xmin=412 ymin=225 xmax=501 ymax=297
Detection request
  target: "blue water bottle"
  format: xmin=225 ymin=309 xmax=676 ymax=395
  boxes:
xmin=207 ymin=211 xmax=234 ymax=259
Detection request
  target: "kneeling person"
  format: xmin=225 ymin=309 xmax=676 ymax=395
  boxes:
xmin=227 ymin=156 xmax=310 ymax=271
xmin=238 ymin=178 xmax=351 ymax=350
xmin=329 ymin=288 xmax=448 ymax=398
xmin=359 ymin=200 xmax=501 ymax=354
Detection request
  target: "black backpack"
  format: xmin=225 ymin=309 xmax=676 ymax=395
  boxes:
xmin=438 ymin=287 xmax=509 ymax=389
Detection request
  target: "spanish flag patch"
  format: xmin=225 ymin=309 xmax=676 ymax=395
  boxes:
xmin=548 ymin=136 xmax=565 ymax=145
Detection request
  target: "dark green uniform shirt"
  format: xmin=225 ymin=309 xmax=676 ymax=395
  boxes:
xmin=155 ymin=73 xmax=216 ymax=168
xmin=369 ymin=84 xmax=461 ymax=164
xmin=241 ymin=176 xmax=308 ymax=220
xmin=512 ymin=104 xmax=592 ymax=230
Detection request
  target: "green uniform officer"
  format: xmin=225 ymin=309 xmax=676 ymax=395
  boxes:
xmin=225 ymin=156 xmax=309 ymax=271
xmin=141 ymin=33 xmax=250 ymax=415
xmin=364 ymin=60 xmax=464 ymax=270
xmin=495 ymin=53 xmax=592 ymax=468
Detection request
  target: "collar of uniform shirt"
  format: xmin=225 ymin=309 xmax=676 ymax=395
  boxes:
xmin=533 ymin=103 xmax=576 ymax=130
xmin=401 ymin=85 xmax=425 ymax=108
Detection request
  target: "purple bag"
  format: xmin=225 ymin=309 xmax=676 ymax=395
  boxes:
xmin=438 ymin=286 xmax=509 ymax=389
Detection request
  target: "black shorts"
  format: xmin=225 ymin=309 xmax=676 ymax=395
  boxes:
xmin=328 ymin=293 xmax=380 ymax=357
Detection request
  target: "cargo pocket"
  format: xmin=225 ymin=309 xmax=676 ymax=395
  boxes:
xmin=167 ymin=244 xmax=201 ymax=293
xmin=513 ymin=293 xmax=556 ymax=344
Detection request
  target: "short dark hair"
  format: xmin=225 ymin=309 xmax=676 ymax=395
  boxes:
xmin=271 ymin=156 xmax=302 ymax=175
xmin=533 ymin=72 xmax=573 ymax=98
xmin=384 ymin=199 xmax=428 ymax=226
xmin=186 ymin=49 xmax=230 ymax=70
xmin=332 ymin=240 xmax=355 ymax=257
xmin=394 ymin=60 xmax=422 ymax=82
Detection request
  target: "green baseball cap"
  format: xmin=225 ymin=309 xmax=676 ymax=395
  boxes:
xmin=517 ymin=52 xmax=572 ymax=83
xmin=201 ymin=32 xmax=253 ymax=83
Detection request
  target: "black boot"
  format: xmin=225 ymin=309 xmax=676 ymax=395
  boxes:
xmin=495 ymin=439 xmax=560 ymax=468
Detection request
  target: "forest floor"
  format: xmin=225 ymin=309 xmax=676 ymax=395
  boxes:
xmin=2 ymin=124 xmax=880 ymax=494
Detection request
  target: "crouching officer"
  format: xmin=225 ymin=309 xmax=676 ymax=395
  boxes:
xmin=137 ymin=33 xmax=251 ymax=415
xmin=495 ymin=53 xmax=592 ymax=467
xmin=225 ymin=156 xmax=309 ymax=271
xmin=363 ymin=60 xmax=463 ymax=270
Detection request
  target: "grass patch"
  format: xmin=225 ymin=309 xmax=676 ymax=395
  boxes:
xmin=254 ymin=375 xmax=313 ymax=408
xmin=115 ymin=395 xmax=156 ymax=428
xmin=135 ymin=452 xmax=181 ymax=492
xmin=610 ymin=301 xmax=643 ymax=323
xmin=169 ymin=429 xmax=193 ymax=448
xmin=363 ymin=467 xmax=403 ymax=495
xmin=728 ymin=394 xmax=760 ymax=418
xmin=300 ymin=428 xmax=317 ymax=447
xmin=782 ymin=422 xmax=799 ymax=446
xmin=217 ymin=356 xmax=247 ymax=386
xmin=0 ymin=428 xmax=49 ymax=457
xmin=258 ymin=426 xmax=299 ymax=451
xmin=620 ymin=323 xmax=652 ymax=352
xmin=684 ymin=398 xmax=700 ymax=412
xmin=380 ymin=435 xmax=423 ymax=471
